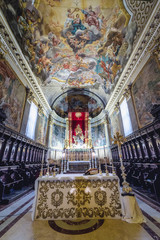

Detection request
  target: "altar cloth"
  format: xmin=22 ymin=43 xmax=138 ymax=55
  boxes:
xmin=32 ymin=173 xmax=122 ymax=220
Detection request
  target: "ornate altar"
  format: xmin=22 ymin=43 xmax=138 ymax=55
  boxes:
xmin=62 ymin=112 xmax=96 ymax=173
xmin=32 ymin=173 xmax=122 ymax=221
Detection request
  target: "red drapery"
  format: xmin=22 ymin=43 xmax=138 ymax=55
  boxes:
xmin=68 ymin=112 xmax=89 ymax=147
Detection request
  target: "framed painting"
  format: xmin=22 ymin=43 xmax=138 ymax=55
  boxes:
xmin=132 ymin=56 xmax=160 ymax=128
xmin=0 ymin=59 xmax=26 ymax=132
xmin=36 ymin=113 xmax=48 ymax=145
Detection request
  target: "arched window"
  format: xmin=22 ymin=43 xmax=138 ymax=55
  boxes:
xmin=26 ymin=102 xmax=38 ymax=140
xmin=120 ymin=98 xmax=133 ymax=136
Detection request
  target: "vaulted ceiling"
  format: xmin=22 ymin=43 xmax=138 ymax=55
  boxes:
xmin=0 ymin=0 xmax=159 ymax=118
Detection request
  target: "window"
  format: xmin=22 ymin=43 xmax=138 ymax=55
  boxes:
xmin=26 ymin=102 xmax=38 ymax=140
xmin=120 ymin=98 xmax=133 ymax=136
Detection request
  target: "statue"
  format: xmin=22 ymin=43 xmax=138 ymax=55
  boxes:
xmin=73 ymin=124 xmax=84 ymax=146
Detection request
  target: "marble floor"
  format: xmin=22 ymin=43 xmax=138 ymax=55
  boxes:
xmin=0 ymin=189 xmax=160 ymax=240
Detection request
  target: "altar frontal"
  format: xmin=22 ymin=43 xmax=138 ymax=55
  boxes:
xmin=32 ymin=174 xmax=122 ymax=220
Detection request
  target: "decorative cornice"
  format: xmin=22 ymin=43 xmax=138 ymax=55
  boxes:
xmin=106 ymin=1 xmax=160 ymax=115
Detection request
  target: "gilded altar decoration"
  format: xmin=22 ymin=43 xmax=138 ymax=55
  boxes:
xmin=94 ymin=188 xmax=107 ymax=207
xmin=67 ymin=188 xmax=92 ymax=207
xmin=75 ymin=112 xmax=82 ymax=118
xmin=51 ymin=189 xmax=63 ymax=208
xmin=33 ymin=176 xmax=122 ymax=220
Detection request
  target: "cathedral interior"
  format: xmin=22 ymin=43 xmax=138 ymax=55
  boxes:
xmin=0 ymin=0 xmax=160 ymax=239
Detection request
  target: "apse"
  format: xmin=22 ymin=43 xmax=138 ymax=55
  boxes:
xmin=51 ymin=90 xmax=105 ymax=118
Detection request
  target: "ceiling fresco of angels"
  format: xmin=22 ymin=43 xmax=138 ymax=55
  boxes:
xmin=1 ymin=0 xmax=137 ymax=102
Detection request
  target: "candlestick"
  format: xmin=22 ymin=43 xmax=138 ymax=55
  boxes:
xmin=46 ymin=159 xmax=50 ymax=176
xmin=112 ymin=132 xmax=132 ymax=194
xmin=53 ymin=166 xmax=56 ymax=177
xmin=111 ymin=159 xmax=116 ymax=176
xmin=39 ymin=149 xmax=44 ymax=177
xmin=98 ymin=149 xmax=102 ymax=175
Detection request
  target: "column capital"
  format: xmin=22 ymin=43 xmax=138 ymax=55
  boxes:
xmin=123 ymin=84 xmax=132 ymax=100
xmin=48 ymin=115 xmax=54 ymax=126
xmin=26 ymin=88 xmax=34 ymax=103
xmin=38 ymin=104 xmax=44 ymax=116
xmin=114 ymin=102 xmax=120 ymax=112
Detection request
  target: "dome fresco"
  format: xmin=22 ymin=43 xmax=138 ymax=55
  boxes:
xmin=52 ymin=91 xmax=104 ymax=118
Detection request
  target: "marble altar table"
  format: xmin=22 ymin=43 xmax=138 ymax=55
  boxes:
xmin=32 ymin=173 xmax=122 ymax=221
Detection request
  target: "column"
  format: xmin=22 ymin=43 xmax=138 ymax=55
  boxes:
xmin=61 ymin=150 xmax=64 ymax=173
xmin=67 ymin=149 xmax=69 ymax=171
xmin=64 ymin=149 xmax=66 ymax=173
xmin=47 ymin=115 xmax=54 ymax=160
xmin=89 ymin=149 xmax=92 ymax=168
xmin=94 ymin=150 xmax=97 ymax=168
xmin=91 ymin=149 xmax=93 ymax=168
xmin=65 ymin=118 xmax=69 ymax=149
xmin=104 ymin=117 xmax=112 ymax=162
xmin=88 ymin=117 xmax=92 ymax=148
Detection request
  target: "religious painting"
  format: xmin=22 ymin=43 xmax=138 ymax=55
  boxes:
xmin=132 ymin=57 xmax=160 ymax=128
xmin=92 ymin=124 xmax=106 ymax=147
xmin=0 ymin=59 xmax=26 ymax=132
xmin=51 ymin=124 xmax=65 ymax=148
xmin=53 ymin=92 xmax=103 ymax=118
xmin=36 ymin=113 xmax=48 ymax=145
xmin=1 ymin=0 xmax=137 ymax=101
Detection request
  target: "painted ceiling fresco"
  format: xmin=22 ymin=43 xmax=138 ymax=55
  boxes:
xmin=52 ymin=91 xmax=104 ymax=118
xmin=2 ymin=0 xmax=137 ymax=106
